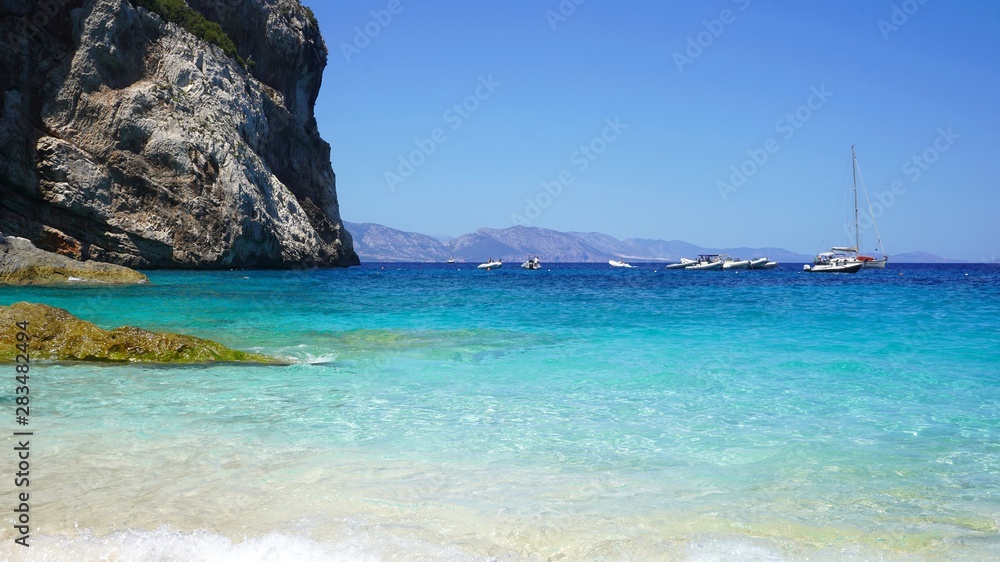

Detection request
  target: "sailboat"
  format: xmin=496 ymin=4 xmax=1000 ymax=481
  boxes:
xmin=805 ymin=145 xmax=887 ymax=273
xmin=852 ymin=147 xmax=889 ymax=268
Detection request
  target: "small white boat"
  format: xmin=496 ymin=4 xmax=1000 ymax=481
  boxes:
xmin=722 ymin=255 xmax=751 ymax=270
xmin=685 ymin=254 xmax=725 ymax=270
xmin=686 ymin=260 xmax=724 ymax=271
xmin=747 ymin=257 xmax=770 ymax=269
xmin=477 ymin=259 xmax=503 ymax=270
xmin=760 ymin=261 xmax=778 ymax=269
xmin=609 ymin=259 xmax=634 ymax=268
xmin=859 ymin=255 xmax=887 ymax=269
xmin=447 ymin=257 xmax=455 ymax=264
xmin=666 ymin=258 xmax=696 ymax=269
xmin=521 ymin=257 xmax=541 ymax=270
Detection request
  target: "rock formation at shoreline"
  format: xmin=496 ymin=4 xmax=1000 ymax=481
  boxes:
xmin=0 ymin=0 xmax=358 ymax=268
xmin=1 ymin=234 xmax=148 ymax=284
xmin=0 ymin=302 xmax=279 ymax=363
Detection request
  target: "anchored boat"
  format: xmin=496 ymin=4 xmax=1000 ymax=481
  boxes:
xmin=685 ymin=255 xmax=724 ymax=270
xmin=477 ymin=259 xmax=503 ymax=270
xmin=665 ymin=258 xmax=697 ymax=269
xmin=805 ymin=146 xmax=886 ymax=274
xmin=521 ymin=257 xmax=542 ymax=270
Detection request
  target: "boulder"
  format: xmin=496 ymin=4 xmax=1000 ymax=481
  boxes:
xmin=0 ymin=302 xmax=280 ymax=363
xmin=0 ymin=234 xmax=149 ymax=284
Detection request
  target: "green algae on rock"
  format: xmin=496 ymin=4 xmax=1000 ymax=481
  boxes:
xmin=0 ymin=237 xmax=149 ymax=286
xmin=0 ymin=303 xmax=278 ymax=364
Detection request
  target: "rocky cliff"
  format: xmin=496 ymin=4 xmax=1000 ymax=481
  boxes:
xmin=0 ymin=0 xmax=358 ymax=268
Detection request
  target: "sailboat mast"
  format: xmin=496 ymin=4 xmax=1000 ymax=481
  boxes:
xmin=854 ymin=154 xmax=887 ymax=257
xmin=851 ymin=145 xmax=860 ymax=253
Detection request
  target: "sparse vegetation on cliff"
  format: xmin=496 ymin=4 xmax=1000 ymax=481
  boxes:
xmin=279 ymin=2 xmax=319 ymax=30
xmin=302 ymin=6 xmax=318 ymax=29
xmin=131 ymin=0 xmax=245 ymax=66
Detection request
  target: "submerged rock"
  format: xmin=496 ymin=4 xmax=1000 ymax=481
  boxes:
xmin=0 ymin=234 xmax=149 ymax=285
xmin=0 ymin=302 xmax=279 ymax=363
xmin=0 ymin=0 xmax=358 ymax=268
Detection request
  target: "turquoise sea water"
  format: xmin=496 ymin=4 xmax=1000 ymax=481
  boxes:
xmin=2 ymin=263 xmax=999 ymax=560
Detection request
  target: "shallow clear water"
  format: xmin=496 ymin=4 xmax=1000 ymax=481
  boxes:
xmin=2 ymin=263 xmax=999 ymax=560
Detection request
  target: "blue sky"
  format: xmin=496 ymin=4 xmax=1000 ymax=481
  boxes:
xmin=305 ymin=0 xmax=999 ymax=260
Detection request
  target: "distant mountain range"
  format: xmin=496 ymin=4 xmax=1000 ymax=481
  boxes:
xmin=343 ymin=223 xmax=963 ymax=264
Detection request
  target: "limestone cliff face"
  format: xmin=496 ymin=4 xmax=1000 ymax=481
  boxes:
xmin=0 ymin=0 xmax=358 ymax=268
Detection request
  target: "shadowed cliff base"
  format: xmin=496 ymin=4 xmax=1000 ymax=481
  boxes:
xmin=0 ymin=234 xmax=149 ymax=284
xmin=0 ymin=302 xmax=281 ymax=363
xmin=0 ymin=0 xmax=358 ymax=268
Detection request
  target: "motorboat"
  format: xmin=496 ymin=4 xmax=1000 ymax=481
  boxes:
xmin=609 ymin=259 xmax=634 ymax=268
xmin=721 ymin=255 xmax=751 ymax=270
xmin=859 ymin=255 xmax=887 ymax=269
xmin=686 ymin=260 xmax=724 ymax=271
xmin=685 ymin=255 xmax=724 ymax=270
xmin=477 ymin=259 xmax=503 ymax=270
xmin=665 ymin=258 xmax=696 ymax=269
xmin=521 ymin=257 xmax=541 ymax=270
xmin=447 ymin=257 xmax=455 ymax=264
xmin=673 ymin=256 xmax=774 ymax=270
xmin=804 ymin=262 xmax=862 ymax=273
xmin=803 ymin=252 xmax=863 ymax=273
